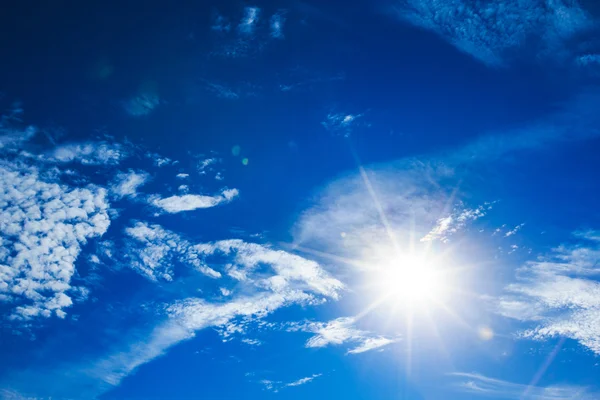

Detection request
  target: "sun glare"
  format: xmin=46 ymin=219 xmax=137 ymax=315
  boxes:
xmin=376 ymin=253 xmax=448 ymax=307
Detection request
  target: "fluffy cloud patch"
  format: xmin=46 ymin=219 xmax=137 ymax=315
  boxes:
xmin=149 ymin=188 xmax=239 ymax=213
xmin=125 ymin=222 xmax=221 ymax=280
xmin=496 ymin=231 xmax=600 ymax=354
xmin=46 ymin=141 xmax=126 ymax=165
xmin=0 ymin=161 xmax=110 ymax=320
xmin=110 ymin=170 xmax=149 ymax=199
xmin=392 ymin=0 xmax=595 ymax=67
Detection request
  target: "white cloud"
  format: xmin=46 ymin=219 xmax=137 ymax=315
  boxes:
xmin=505 ymin=223 xmax=525 ymax=237
xmin=86 ymin=289 xmax=326 ymax=391
xmin=0 ymin=125 xmax=36 ymax=152
xmin=0 ymin=161 xmax=110 ymax=320
xmin=63 ymin=225 xmax=344 ymax=393
xmin=210 ymin=7 xmax=288 ymax=58
xmin=110 ymin=170 xmax=149 ymax=199
xmin=285 ymin=374 xmax=321 ymax=387
xmin=241 ymin=338 xmax=262 ymax=346
xmin=124 ymin=222 xmax=345 ymax=299
xmin=257 ymin=373 xmax=322 ymax=392
xmin=125 ymin=222 xmax=221 ymax=280
xmin=154 ymin=157 xmax=171 ymax=167
xmin=421 ymin=203 xmax=493 ymax=243
xmin=294 ymin=161 xmax=458 ymax=270
xmin=193 ymin=239 xmax=344 ymax=298
xmin=321 ymin=112 xmax=364 ymax=137
xmin=288 ymin=316 xmax=399 ymax=354
xmin=149 ymin=188 xmax=239 ymax=213
xmin=495 ymin=231 xmax=600 ymax=354
xmin=270 ymin=13 xmax=286 ymax=39
xmin=346 ymin=336 xmax=398 ymax=354
xmin=238 ymin=7 xmax=261 ymax=35
xmin=392 ymin=0 xmax=594 ymax=67
xmin=47 ymin=141 xmax=126 ymax=165
xmin=448 ymin=372 xmax=596 ymax=399
xmin=198 ymin=157 xmax=218 ymax=173
xmin=176 ymin=173 xmax=189 ymax=179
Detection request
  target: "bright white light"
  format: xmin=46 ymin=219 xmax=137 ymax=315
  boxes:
xmin=376 ymin=253 xmax=448 ymax=307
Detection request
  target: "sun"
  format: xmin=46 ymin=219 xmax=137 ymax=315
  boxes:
xmin=374 ymin=253 xmax=449 ymax=308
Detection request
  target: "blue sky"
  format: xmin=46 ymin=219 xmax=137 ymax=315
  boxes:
xmin=1 ymin=0 xmax=600 ymax=399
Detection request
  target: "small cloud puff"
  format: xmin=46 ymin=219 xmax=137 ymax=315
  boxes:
xmin=321 ymin=112 xmax=365 ymax=137
xmin=149 ymin=188 xmax=239 ymax=213
xmin=238 ymin=7 xmax=261 ymax=35
xmin=270 ymin=12 xmax=286 ymax=39
xmin=110 ymin=170 xmax=150 ymax=199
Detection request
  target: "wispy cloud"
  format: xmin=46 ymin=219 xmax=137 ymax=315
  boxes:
xmin=321 ymin=112 xmax=365 ymax=137
xmin=495 ymin=230 xmax=600 ymax=354
xmin=211 ymin=6 xmax=288 ymax=58
xmin=77 ymin=247 xmax=341 ymax=392
xmin=204 ymin=82 xmax=240 ymax=99
xmin=505 ymin=223 xmax=525 ymax=237
xmin=286 ymin=373 xmax=322 ymax=387
xmin=448 ymin=372 xmax=596 ymax=399
xmin=211 ymin=13 xmax=231 ymax=32
xmin=392 ymin=0 xmax=595 ymax=67
xmin=577 ymin=54 xmax=600 ymax=67
xmin=270 ymin=12 xmax=286 ymax=39
xmin=149 ymin=188 xmax=239 ymax=213
xmin=294 ymin=160 xmax=458 ymax=266
xmin=421 ymin=203 xmax=494 ymax=243
xmin=346 ymin=336 xmax=398 ymax=354
xmin=287 ymin=316 xmax=399 ymax=354
xmin=449 ymin=91 xmax=600 ymax=162
xmin=259 ymin=373 xmax=322 ymax=392
xmin=238 ymin=7 xmax=261 ymax=35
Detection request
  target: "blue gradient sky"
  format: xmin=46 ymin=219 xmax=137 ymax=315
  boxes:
xmin=1 ymin=1 xmax=600 ymax=399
